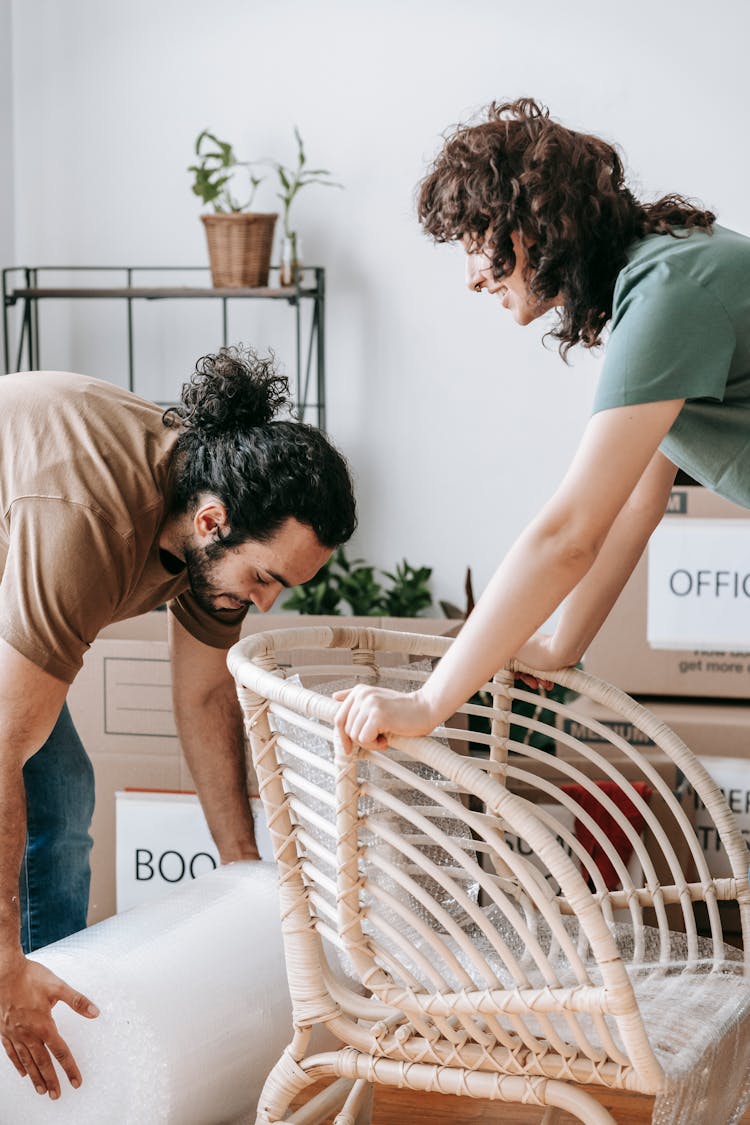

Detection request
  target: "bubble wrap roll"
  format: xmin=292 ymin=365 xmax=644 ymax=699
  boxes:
xmin=0 ymin=862 xmax=291 ymax=1124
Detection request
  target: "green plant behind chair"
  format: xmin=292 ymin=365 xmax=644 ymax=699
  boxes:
xmin=382 ymin=560 xmax=433 ymax=618
xmin=283 ymin=548 xmax=433 ymax=617
xmin=282 ymin=557 xmax=342 ymax=615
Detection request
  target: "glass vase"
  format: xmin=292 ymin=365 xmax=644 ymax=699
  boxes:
xmin=279 ymin=232 xmax=302 ymax=287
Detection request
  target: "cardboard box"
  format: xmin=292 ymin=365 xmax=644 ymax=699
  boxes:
xmin=559 ymin=696 xmax=750 ymax=880
xmin=585 ymin=487 xmax=750 ymax=697
xmin=66 ymin=611 xmax=458 ymax=923
xmin=502 ymin=799 xmax=645 ymax=921
xmin=115 ymin=791 xmax=221 ymax=913
xmin=647 ymin=519 xmax=750 ymax=651
xmin=636 ymin=699 xmax=750 ymax=881
xmin=543 ymin=697 xmax=696 ymax=928
xmin=468 ymin=697 xmax=680 ymax=918
xmin=115 ymin=791 xmax=273 ymax=913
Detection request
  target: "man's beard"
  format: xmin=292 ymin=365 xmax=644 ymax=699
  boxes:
xmin=184 ymin=539 xmax=235 ymax=615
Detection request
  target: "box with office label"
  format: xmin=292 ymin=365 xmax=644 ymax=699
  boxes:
xmin=584 ymin=486 xmax=750 ymax=697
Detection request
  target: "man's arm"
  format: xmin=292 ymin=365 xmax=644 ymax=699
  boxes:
xmin=515 ymin=449 xmax=678 ymax=670
xmin=0 ymin=639 xmax=99 ymax=1098
xmin=168 ymin=613 xmax=259 ymax=862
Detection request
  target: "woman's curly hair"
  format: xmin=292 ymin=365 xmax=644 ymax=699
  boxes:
xmin=163 ymin=346 xmax=356 ymax=547
xmin=417 ymin=98 xmax=715 ymax=356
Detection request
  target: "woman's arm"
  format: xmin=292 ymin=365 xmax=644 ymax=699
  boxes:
xmin=335 ymin=398 xmax=684 ymax=750
xmin=516 ymin=448 xmax=678 ymax=670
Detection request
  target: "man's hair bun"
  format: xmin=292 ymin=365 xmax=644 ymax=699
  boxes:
xmin=164 ymin=346 xmax=290 ymax=435
xmin=165 ymin=344 xmax=357 ymax=550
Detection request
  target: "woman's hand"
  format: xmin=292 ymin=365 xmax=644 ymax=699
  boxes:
xmin=513 ymin=631 xmax=562 ymax=690
xmin=333 ymin=685 xmax=437 ymax=754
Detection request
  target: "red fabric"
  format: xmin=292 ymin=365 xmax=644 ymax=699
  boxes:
xmin=561 ymin=780 xmax=653 ymax=891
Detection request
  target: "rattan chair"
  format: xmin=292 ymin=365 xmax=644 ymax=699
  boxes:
xmin=228 ymin=626 xmax=750 ymax=1125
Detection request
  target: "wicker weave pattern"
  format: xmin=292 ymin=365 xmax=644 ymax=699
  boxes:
xmin=201 ymin=212 xmax=277 ymax=287
xmin=228 ymin=626 xmax=750 ymax=1125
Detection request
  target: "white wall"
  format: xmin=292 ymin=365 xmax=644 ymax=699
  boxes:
xmin=0 ymin=0 xmax=14 ymax=277
xmin=7 ymin=0 xmax=750 ymax=607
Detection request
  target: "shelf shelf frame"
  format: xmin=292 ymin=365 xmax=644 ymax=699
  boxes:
xmin=1 ymin=264 xmax=326 ymax=428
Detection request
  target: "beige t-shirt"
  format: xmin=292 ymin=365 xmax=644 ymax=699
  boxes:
xmin=0 ymin=371 xmax=245 ymax=683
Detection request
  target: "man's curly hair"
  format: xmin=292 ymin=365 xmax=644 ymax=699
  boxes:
xmin=163 ymin=346 xmax=356 ymax=547
xmin=417 ymin=98 xmax=715 ymax=356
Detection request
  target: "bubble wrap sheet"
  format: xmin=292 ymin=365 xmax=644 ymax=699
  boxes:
xmin=0 ymin=862 xmax=291 ymax=1124
xmin=471 ymin=913 xmax=750 ymax=1125
xmin=274 ymin=668 xmax=480 ymax=982
xmin=274 ymin=670 xmax=750 ymax=1125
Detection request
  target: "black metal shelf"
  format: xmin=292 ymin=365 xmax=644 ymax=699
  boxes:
xmin=2 ymin=264 xmax=326 ymax=428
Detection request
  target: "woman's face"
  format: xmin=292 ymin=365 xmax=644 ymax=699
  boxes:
xmin=464 ymin=231 xmax=558 ymax=325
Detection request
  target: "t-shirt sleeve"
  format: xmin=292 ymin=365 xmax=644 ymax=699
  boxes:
xmin=0 ymin=497 xmax=130 ymax=683
xmin=168 ymin=589 xmax=247 ymax=650
xmin=593 ymin=263 xmax=736 ymax=413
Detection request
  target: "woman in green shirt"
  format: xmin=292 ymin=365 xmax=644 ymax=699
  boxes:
xmin=335 ymin=97 xmax=750 ymax=750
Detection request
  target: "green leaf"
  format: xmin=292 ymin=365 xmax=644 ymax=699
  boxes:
xmin=282 ymin=557 xmax=342 ymax=615
xmin=198 ymin=131 xmax=226 ymax=157
xmin=189 ymin=129 xmax=251 ymax=210
xmin=194 ymin=128 xmax=212 ymax=155
xmin=338 ymin=567 xmax=386 ymax=616
xmin=294 ymin=125 xmax=306 ymax=167
xmin=382 ymin=558 xmax=433 ymax=617
xmin=297 ymin=177 xmax=344 ymax=194
xmin=217 ymin=141 xmax=234 ymax=167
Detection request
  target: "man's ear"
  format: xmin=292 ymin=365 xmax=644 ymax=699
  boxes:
xmin=193 ymin=497 xmax=230 ymax=544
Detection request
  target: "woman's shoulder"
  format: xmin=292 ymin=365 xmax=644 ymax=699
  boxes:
xmin=612 ymin=224 xmax=750 ymax=320
xmin=621 ymin=223 xmax=749 ymax=279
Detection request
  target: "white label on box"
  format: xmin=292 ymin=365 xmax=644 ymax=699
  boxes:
xmin=115 ymin=791 xmax=273 ymax=912
xmin=647 ymin=519 xmax=750 ymax=651
xmin=693 ymin=757 xmax=750 ymax=878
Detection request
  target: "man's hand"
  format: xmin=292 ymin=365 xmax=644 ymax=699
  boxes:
xmin=333 ymin=686 xmax=437 ymax=753
xmin=0 ymin=953 xmax=99 ymax=1098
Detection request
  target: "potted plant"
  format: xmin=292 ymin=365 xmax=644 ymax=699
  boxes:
xmin=269 ymin=127 xmax=342 ymax=287
xmin=282 ymin=548 xmax=433 ymax=616
xmin=188 ymin=129 xmax=278 ymax=288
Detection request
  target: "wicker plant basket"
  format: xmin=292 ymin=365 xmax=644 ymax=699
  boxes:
xmin=201 ymin=212 xmax=278 ymax=288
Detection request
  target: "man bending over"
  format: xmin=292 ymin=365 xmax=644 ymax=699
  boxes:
xmin=0 ymin=346 xmax=356 ymax=1098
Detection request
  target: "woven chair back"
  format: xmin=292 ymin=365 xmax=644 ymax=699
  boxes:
xmin=229 ymin=625 xmax=750 ymax=1095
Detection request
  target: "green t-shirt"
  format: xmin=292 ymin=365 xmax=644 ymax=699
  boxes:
xmin=592 ymin=223 xmax=750 ymax=509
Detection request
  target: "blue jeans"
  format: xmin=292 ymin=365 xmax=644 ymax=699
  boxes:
xmin=19 ymin=703 xmax=95 ymax=953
